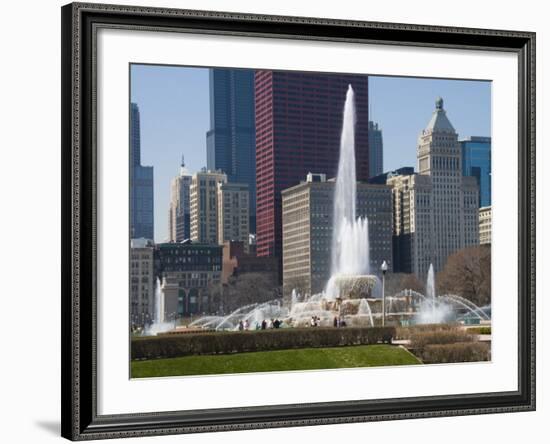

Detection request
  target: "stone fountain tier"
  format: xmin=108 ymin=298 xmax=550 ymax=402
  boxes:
xmin=328 ymin=274 xmax=378 ymax=300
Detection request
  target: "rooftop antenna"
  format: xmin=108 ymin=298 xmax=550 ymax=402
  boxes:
xmin=180 ymin=154 xmax=188 ymax=175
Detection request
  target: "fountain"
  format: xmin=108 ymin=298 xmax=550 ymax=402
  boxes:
xmin=427 ymin=264 xmax=435 ymax=318
xmin=161 ymin=86 xmax=490 ymax=334
xmin=290 ymin=289 xmax=299 ymax=310
xmin=416 ymin=265 xmax=451 ymax=324
xmin=413 ymin=263 xmax=490 ymax=324
xmin=144 ymin=277 xmax=174 ymax=335
xmin=325 ymin=85 xmax=378 ymax=303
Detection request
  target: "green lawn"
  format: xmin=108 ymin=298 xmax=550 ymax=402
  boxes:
xmin=131 ymin=344 xmax=421 ymax=378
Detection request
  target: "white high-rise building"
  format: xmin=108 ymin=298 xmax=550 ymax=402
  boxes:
xmin=479 ymin=206 xmax=492 ymax=245
xmin=217 ymin=182 xmax=250 ymax=251
xmin=130 ymin=238 xmax=154 ymax=327
xmin=168 ymin=156 xmax=192 ymax=242
xmin=190 ymin=169 xmax=227 ymax=244
xmin=388 ymin=97 xmax=479 ymax=279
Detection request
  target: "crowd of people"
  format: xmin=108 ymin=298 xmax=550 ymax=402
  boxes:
xmin=237 ymin=318 xmax=285 ymax=331
xmin=332 ymin=316 xmax=347 ymax=328
xmin=235 ymin=315 xmax=348 ymax=331
xmin=309 ymin=316 xmax=348 ymax=327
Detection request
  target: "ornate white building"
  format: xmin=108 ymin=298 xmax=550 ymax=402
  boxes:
xmin=388 ymin=97 xmax=479 ymax=278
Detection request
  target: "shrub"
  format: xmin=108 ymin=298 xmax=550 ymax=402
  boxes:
xmin=420 ymin=342 xmax=490 ymax=363
xmin=131 ymin=326 xmax=396 ymax=360
xmin=467 ymin=326 xmax=491 ymax=335
xmin=410 ymin=330 xmax=474 ymax=350
xmin=394 ymin=323 xmax=460 ymax=340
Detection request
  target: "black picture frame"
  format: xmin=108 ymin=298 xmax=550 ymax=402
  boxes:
xmin=61 ymin=2 xmax=536 ymax=440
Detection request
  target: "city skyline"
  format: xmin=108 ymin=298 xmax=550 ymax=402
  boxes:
xmin=128 ymin=66 xmax=493 ymax=378
xmin=130 ymin=65 xmax=491 ymax=242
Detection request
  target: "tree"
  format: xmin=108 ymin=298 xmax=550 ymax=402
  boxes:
xmin=384 ymin=272 xmax=424 ymax=296
xmin=437 ymin=245 xmax=491 ymax=306
xmin=223 ymin=272 xmax=281 ymax=312
xmin=206 ymin=281 xmax=224 ymax=314
xmin=401 ymin=273 xmax=425 ymax=294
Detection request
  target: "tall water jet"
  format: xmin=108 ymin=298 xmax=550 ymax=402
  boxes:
xmin=144 ymin=277 xmax=173 ymax=335
xmin=426 ymin=264 xmax=435 ymax=318
xmin=325 ymin=85 xmax=371 ymax=299
xmin=155 ymin=277 xmax=164 ymax=324
xmin=332 ymin=85 xmax=357 ymax=250
xmin=417 ymin=263 xmax=451 ymax=324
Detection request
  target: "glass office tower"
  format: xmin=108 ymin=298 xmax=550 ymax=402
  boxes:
xmin=130 ymin=102 xmax=154 ymax=240
xmin=206 ymin=69 xmax=256 ymax=232
xmin=461 ymin=136 xmax=491 ymax=207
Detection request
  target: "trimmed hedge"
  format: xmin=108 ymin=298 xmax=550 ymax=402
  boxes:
xmin=410 ymin=330 xmax=474 ymax=350
xmin=420 ymin=342 xmax=490 ymax=363
xmin=395 ymin=323 xmax=460 ymax=340
xmin=467 ymin=326 xmax=492 ymax=335
xmin=132 ymin=326 xmax=396 ymax=360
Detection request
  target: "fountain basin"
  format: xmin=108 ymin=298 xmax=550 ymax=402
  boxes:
xmin=326 ymin=274 xmax=378 ymax=300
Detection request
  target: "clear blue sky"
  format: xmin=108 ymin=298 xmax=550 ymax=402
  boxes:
xmin=130 ymin=65 xmax=491 ymax=242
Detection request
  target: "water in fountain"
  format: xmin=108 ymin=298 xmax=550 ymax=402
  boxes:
xmin=427 ymin=264 xmax=436 ymax=320
xmin=155 ymin=277 xmax=163 ymax=323
xmin=357 ymin=298 xmax=374 ymax=326
xmin=144 ymin=277 xmax=174 ymax=335
xmin=438 ymin=295 xmax=490 ymax=321
xmin=415 ymin=264 xmax=453 ymax=324
xmin=188 ymin=300 xmax=290 ymax=331
xmin=325 ymin=85 xmax=372 ymax=300
xmin=291 ymin=289 xmax=299 ymax=311
xmin=416 ymin=264 xmax=440 ymax=323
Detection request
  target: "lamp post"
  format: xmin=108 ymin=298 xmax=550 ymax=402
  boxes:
xmin=380 ymin=260 xmax=388 ymax=327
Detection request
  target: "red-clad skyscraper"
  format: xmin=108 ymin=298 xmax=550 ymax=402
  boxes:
xmin=255 ymin=70 xmax=369 ymax=262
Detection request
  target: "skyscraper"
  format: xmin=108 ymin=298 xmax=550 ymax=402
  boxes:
xmin=282 ymin=173 xmax=392 ymax=297
xmin=168 ymin=155 xmax=192 ymax=242
xmin=254 ymin=71 xmax=369 ymax=262
xmin=479 ymin=206 xmax=492 ymax=245
xmin=206 ymin=69 xmax=256 ymax=232
xmin=130 ymin=102 xmax=141 ymax=167
xmin=189 ymin=170 xmax=227 ymax=244
xmin=460 ymin=136 xmax=491 ymax=207
xmin=388 ymin=97 xmax=479 ymax=278
xmin=130 ymin=238 xmax=154 ymax=327
xmin=217 ymin=182 xmax=250 ymax=251
xmin=130 ymin=102 xmax=154 ymax=240
xmin=368 ymin=121 xmax=383 ymax=178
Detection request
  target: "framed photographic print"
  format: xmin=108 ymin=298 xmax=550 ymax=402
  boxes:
xmin=61 ymin=2 xmax=536 ymax=440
